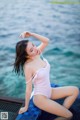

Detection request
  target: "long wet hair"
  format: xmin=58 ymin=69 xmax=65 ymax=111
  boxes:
xmin=14 ymin=40 xmax=29 ymax=75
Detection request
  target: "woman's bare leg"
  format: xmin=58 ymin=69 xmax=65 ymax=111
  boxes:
xmin=51 ymin=86 xmax=79 ymax=120
xmin=33 ymin=95 xmax=73 ymax=119
xmin=51 ymin=86 xmax=79 ymax=109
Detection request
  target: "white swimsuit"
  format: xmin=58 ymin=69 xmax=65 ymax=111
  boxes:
xmin=26 ymin=55 xmax=52 ymax=98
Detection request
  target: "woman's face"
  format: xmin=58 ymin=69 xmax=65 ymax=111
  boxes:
xmin=26 ymin=42 xmax=38 ymax=57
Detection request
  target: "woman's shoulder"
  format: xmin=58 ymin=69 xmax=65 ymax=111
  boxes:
xmin=23 ymin=55 xmax=40 ymax=71
xmin=23 ymin=63 xmax=33 ymax=78
xmin=23 ymin=61 xmax=33 ymax=71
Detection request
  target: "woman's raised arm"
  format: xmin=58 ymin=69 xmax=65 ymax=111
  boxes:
xmin=19 ymin=31 xmax=50 ymax=53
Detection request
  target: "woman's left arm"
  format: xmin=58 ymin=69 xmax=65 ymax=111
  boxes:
xmin=31 ymin=33 xmax=50 ymax=52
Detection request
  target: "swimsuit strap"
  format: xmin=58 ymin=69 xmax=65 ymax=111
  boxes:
xmin=25 ymin=73 xmax=36 ymax=84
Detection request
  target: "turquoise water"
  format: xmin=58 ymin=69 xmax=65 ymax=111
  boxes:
xmin=0 ymin=0 xmax=80 ymax=98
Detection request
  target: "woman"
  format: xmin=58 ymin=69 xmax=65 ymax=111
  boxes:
xmin=14 ymin=32 xmax=79 ymax=120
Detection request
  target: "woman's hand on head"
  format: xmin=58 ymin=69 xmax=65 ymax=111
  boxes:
xmin=18 ymin=106 xmax=28 ymax=114
xmin=19 ymin=31 xmax=32 ymax=38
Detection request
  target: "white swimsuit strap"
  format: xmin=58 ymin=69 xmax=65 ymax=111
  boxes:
xmin=25 ymin=74 xmax=36 ymax=84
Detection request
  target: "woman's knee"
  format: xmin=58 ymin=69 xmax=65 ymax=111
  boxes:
xmin=54 ymin=112 xmax=73 ymax=120
xmin=65 ymin=111 xmax=73 ymax=119
xmin=72 ymin=86 xmax=79 ymax=96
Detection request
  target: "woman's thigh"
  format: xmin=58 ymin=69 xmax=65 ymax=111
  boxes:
xmin=51 ymin=86 xmax=78 ymax=100
xmin=33 ymin=95 xmax=72 ymax=118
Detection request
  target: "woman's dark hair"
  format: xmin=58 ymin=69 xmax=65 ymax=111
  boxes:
xmin=14 ymin=40 xmax=29 ymax=75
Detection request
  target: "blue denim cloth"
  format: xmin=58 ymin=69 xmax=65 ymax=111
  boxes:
xmin=16 ymin=83 xmax=60 ymax=120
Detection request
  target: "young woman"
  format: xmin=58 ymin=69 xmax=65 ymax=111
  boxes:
xmin=14 ymin=32 xmax=79 ymax=120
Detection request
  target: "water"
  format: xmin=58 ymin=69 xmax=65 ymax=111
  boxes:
xmin=0 ymin=0 xmax=80 ymax=98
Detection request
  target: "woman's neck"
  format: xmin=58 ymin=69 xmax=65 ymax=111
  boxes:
xmin=26 ymin=55 xmax=40 ymax=63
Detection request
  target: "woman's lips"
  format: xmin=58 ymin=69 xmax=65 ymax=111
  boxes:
xmin=37 ymin=49 xmax=41 ymax=55
xmin=37 ymin=50 xmax=38 ymax=54
xmin=35 ymin=49 xmax=40 ymax=55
